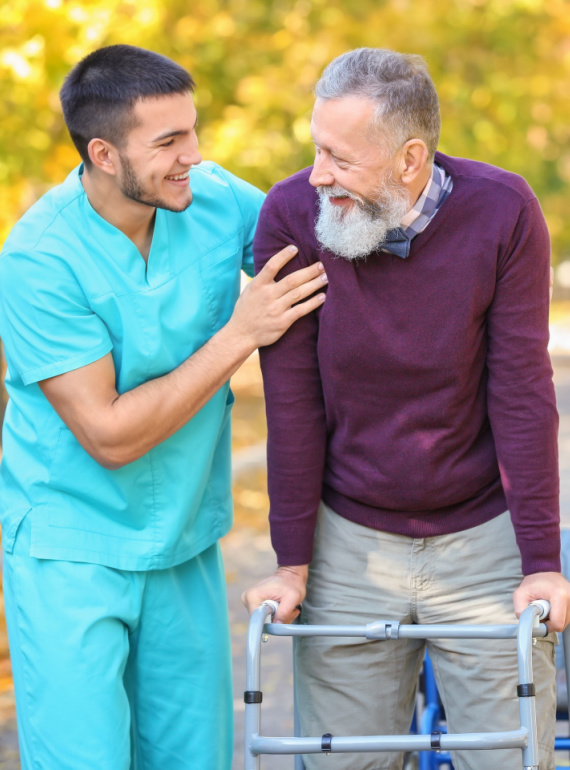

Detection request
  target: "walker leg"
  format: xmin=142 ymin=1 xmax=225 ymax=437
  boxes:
xmin=517 ymin=604 xmax=543 ymax=770
xmin=245 ymin=604 xmax=277 ymax=770
xmin=561 ymin=623 xmax=570 ymax=764
xmin=293 ymin=638 xmax=306 ymax=770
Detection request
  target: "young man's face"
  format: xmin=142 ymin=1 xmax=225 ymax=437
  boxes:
xmin=116 ymin=92 xmax=202 ymax=213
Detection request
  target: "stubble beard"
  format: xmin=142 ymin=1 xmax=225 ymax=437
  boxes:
xmin=118 ymin=153 xmax=192 ymax=213
xmin=314 ymin=172 xmax=411 ymax=260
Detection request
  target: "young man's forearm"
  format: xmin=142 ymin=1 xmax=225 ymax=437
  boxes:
xmin=40 ymin=248 xmax=327 ymax=468
xmin=94 ymin=320 xmax=260 ymax=468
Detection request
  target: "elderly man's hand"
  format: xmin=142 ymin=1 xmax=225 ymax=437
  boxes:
xmin=513 ymin=571 xmax=570 ymax=632
xmin=242 ymin=565 xmax=309 ymax=624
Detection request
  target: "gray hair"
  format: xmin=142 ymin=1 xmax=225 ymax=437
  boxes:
xmin=315 ymin=48 xmax=440 ymax=160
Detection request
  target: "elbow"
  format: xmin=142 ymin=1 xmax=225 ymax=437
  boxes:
xmin=82 ymin=430 xmax=141 ymax=471
xmin=94 ymin=451 xmax=128 ymax=471
xmin=88 ymin=444 xmax=130 ymax=471
xmin=91 ymin=442 xmax=144 ymax=470
xmin=69 ymin=405 xmax=150 ymax=470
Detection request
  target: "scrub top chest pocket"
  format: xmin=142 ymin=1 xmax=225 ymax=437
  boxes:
xmin=198 ymin=236 xmax=242 ymax=332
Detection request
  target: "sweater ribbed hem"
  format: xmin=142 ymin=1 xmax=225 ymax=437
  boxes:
xmin=322 ymin=482 xmax=507 ymax=541
xmin=273 ymin=482 xmax=561 ymax=575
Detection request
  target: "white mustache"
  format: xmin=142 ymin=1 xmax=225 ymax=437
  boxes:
xmin=317 ymin=185 xmax=362 ymax=203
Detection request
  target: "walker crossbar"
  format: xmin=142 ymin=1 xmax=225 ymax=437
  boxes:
xmin=244 ymin=600 xmax=550 ymax=770
xmin=250 ymin=728 xmax=528 ymax=754
xmin=264 ymin=621 xmax=544 ymax=640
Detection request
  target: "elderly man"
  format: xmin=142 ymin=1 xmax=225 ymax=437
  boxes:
xmin=244 ymin=48 xmax=569 ymax=770
xmin=0 ymin=45 xmax=327 ymax=770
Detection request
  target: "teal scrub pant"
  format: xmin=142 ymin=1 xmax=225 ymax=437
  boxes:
xmin=2 ymin=516 xmax=232 ymax=770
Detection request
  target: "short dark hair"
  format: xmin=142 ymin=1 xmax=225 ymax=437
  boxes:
xmin=60 ymin=45 xmax=195 ymax=166
xmin=315 ymin=48 xmax=440 ymax=161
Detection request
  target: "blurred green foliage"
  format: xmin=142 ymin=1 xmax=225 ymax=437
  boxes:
xmin=0 ymin=0 xmax=569 ymax=428
xmin=1 ymin=0 xmax=569 ymax=258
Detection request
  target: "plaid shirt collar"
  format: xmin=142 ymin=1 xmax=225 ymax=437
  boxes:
xmin=400 ymin=162 xmax=453 ymax=239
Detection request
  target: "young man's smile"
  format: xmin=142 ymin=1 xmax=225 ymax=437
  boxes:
xmin=116 ymin=92 xmax=201 ymax=213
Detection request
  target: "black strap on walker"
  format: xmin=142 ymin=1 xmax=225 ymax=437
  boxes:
xmin=517 ymin=683 xmax=536 ymax=698
xmin=321 ymin=733 xmax=333 ymax=753
xmin=430 ymin=731 xmax=442 ymax=750
xmin=244 ymin=690 xmax=263 ymax=704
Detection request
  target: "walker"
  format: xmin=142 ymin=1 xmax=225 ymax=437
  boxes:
xmin=244 ymin=599 xmax=556 ymax=770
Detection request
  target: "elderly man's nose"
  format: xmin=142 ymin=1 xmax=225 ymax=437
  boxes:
xmin=309 ymin=155 xmax=335 ymax=188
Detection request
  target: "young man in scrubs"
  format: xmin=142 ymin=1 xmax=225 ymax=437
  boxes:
xmin=0 ymin=45 xmax=327 ymax=769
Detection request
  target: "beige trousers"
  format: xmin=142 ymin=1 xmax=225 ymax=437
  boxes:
xmin=294 ymin=503 xmax=556 ymax=770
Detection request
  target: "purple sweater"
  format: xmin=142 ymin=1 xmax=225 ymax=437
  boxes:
xmin=253 ymin=152 xmax=560 ymax=575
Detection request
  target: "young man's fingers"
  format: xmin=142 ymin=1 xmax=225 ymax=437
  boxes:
xmin=286 ymin=292 xmax=326 ymax=322
xmin=259 ymin=245 xmax=300 ymax=280
xmin=260 ymin=247 xmax=327 ymax=291
xmin=280 ymin=272 xmax=328 ymax=307
xmin=273 ymin=261 xmax=327 ymax=296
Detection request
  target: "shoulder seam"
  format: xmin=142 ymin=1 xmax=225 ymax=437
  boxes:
xmin=458 ymin=173 xmax=536 ymax=205
xmin=219 ymin=167 xmax=248 ymax=231
xmin=1 ymin=187 xmax=85 ymax=258
xmin=440 ymin=157 xmax=536 ymax=206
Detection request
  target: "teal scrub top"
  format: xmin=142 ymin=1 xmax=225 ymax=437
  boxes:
xmin=0 ymin=161 xmax=265 ymax=570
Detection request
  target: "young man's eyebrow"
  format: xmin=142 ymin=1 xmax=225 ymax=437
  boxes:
xmin=151 ymin=129 xmax=187 ymax=143
xmin=151 ymin=115 xmax=199 ymax=144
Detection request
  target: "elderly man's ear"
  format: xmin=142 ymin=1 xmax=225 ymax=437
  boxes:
xmin=398 ymin=139 xmax=429 ymax=186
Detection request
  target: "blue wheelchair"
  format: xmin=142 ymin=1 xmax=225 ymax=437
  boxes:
xmin=417 ymin=642 xmax=570 ymax=769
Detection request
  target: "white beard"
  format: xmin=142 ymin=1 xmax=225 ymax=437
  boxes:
xmin=315 ymin=181 xmax=410 ymax=260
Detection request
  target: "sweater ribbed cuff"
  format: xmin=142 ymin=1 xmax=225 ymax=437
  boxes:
xmin=271 ymin=524 xmax=315 ymax=567
xmin=519 ymin=536 xmax=561 ymax=576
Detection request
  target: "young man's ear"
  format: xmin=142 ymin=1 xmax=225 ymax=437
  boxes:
xmin=87 ymin=138 xmax=119 ymax=176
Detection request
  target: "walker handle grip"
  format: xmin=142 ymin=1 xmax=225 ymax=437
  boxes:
xmin=529 ymin=599 xmax=550 ymax=620
xmin=260 ymin=600 xmax=279 ymax=617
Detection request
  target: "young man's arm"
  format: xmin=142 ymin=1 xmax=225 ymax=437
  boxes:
xmin=39 ymin=246 xmax=327 ymax=469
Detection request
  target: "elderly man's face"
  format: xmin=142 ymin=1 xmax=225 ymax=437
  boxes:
xmin=309 ymin=96 xmax=396 ymax=204
xmin=309 ymin=96 xmax=410 ymax=259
